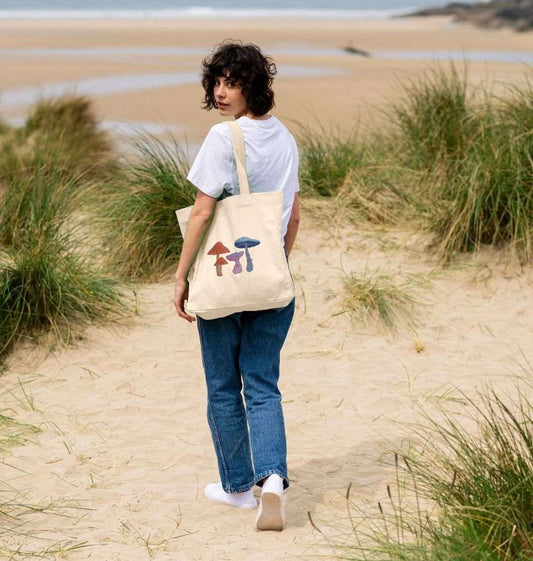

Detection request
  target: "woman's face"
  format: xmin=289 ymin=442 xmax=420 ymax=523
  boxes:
xmin=214 ymin=75 xmax=248 ymax=118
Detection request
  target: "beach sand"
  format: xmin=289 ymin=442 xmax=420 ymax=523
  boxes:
xmin=1 ymin=16 xmax=533 ymax=560
xmin=2 ymin=219 xmax=533 ymax=559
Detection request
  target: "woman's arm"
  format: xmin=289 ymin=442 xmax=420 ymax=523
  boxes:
xmin=174 ymin=190 xmax=217 ymax=322
xmin=284 ymin=192 xmax=300 ymax=257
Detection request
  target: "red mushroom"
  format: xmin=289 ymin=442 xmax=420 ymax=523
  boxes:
xmin=207 ymin=241 xmax=230 ymax=274
xmin=214 ymin=256 xmax=228 ymax=277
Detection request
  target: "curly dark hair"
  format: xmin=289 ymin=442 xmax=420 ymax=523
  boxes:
xmin=201 ymin=41 xmax=277 ymax=116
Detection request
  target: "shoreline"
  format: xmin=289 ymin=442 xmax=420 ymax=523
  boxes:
xmin=1 ymin=16 xmax=531 ymax=143
xmin=0 ymin=8 xmax=418 ymax=20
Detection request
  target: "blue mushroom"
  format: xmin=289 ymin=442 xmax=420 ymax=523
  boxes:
xmin=234 ymin=237 xmax=261 ymax=272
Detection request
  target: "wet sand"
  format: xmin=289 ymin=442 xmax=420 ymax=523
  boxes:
xmin=1 ymin=16 xmax=531 ymax=142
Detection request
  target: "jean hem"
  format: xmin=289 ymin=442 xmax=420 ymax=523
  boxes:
xmin=222 ymin=479 xmax=256 ymax=494
xmin=254 ymin=469 xmax=289 ymax=490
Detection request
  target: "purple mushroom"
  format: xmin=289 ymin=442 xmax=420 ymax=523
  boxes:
xmin=234 ymin=237 xmax=261 ymax=272
xmin=226 ymin=251 xmax=244 ymax=274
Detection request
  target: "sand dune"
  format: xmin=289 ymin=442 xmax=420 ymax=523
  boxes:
xmin=2 ymin=216 xmax=532 ymax=558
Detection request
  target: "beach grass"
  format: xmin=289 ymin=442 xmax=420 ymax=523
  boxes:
xmin=0 ymin=239 xmax=130 ymax=362
xmin=337 ymin=164 xmax=416 ymax=225
xmin=297 ymin=66 xmax=533 ymax=262
xmin=0 ymin=412 xmax=40 ymax=456
xmin=21 ymin=95 xmax=116 ymax=180
xmin=390 ymin=64 xmax=471 ymax=172
xmin=0 ymin=160 xmax=85 ymax=250
xmin=0 ymin=119 xmax=11 ymax=136
xmin=321 ymin=384 xmax=533 ymax=560
xmin=388 ymin=66 xmax=533 ymax=261
xmin=0 ymin=486 xmax=92 ymax=559
xmin=298 ymin=124 xmax=416 ymax=225
xmin=101 ymin=134 xmax=196 ymax=280
xmin=298 ymin=124 xmax=367 ymax=198
xmin=340 ymin=268 xmax=421 ymax=331
xmin=0 ymin=96 xmax=134 ymax=361
xmin=429 ymin=104 xmax=533 ymax=261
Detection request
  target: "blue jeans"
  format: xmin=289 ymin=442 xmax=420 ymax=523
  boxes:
xmin=197 ymin=299 xmax=295 ymax=493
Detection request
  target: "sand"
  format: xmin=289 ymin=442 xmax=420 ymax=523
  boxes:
xmin=2 ymin=219 xmax=533 ymax=559
xmin=1 ymin=15 xmax=532 ymax=560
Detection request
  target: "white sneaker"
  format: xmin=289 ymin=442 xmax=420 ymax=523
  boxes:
xmin=256 ymin=475 xmax=285 ymax=531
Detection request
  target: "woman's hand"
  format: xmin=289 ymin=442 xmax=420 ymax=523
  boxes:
xmin=174 ymin=279 xmax=196 ymax=323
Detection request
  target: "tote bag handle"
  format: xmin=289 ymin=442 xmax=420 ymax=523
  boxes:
xmin=228 ymin=121 xmax=251 ymax=196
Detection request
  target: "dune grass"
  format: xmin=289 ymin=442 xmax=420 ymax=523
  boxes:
xmin=0 ymin=97 xmax=132 ymax=362
xmin=430 ymin=110 xmax=533 ymax=260
xmin=298 ymin=125 xmax=415 ymax=226
xmin=0 ymin=160 xmax=129 ymax=362
xmin=0 ymin=96 xmax=116 ymax=189
xmin=0 ymin=239 xmax=130 ymax=361
xmin=21 ymin=95 xmax=116 ymax=179
xmin=0 ymin=119 xmax=11 ymax=136
xmin=0 ymin=412 xmax=39 ymax=456
xmin=390 ymin=65 xmax=472 ymax=172
xmin=101 ymin=134 xmax=196 ymax=280
xmin=340 ymin=268 xmax=421 ymax=332
xmin=297 ymin=66 xmax=533 ymax=263
xmin=298 ymin=125 xmax=367 ymax=198
xmin=0 ymin=160 xmax=85 ymax=250
xmin=317 ymin=385 xmax=533 ymax=560
xmin=407 ymin=78 xmax=533 ymax=261
xmin=390 ymin=66 xmax=533 ymax=261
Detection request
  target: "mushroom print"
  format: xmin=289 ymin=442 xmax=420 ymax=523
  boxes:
xmin=214 ymin=256 xmax=228 ymax=277
xmin=234 ymin=237 xmax=261 ymax=272
xmin=226 ymin=251 xmax=244 ymax=274
xmin=207 ymin=241 xmax=230 ymax=276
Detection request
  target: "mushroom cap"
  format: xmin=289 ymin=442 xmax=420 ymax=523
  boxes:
xmin=226 ymin=251 xmax=244 ymax=261
xmin=215 ymin=256 xmax=228 ymax=266
xmin=234 ymin=237 xmax=261 ymax=249
xmin=208 ymin=241 xmax=230 ymax=255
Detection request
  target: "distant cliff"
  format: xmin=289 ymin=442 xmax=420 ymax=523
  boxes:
xmin=407 ymin=1 xmax=533 ymax=31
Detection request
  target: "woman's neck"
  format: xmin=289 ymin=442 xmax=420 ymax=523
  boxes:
xmin=235 ymin=112 xmax=271 ymax=121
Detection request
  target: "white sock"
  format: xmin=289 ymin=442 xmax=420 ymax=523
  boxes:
xmin=204 ymin=482 xmax=258 ymax=509
xmin=262 ymin=474 xmax=284 ymax=495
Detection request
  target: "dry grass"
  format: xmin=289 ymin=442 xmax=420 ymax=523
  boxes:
xmin=339 ymin=267 xmax=423 ymax=332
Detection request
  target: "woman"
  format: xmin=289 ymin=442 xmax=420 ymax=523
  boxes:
xmin=174 ymin=41 xmax=300 ymax=531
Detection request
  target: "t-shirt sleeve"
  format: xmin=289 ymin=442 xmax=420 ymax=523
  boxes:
xmin=187 ymin=125 xmax=233 ymax=198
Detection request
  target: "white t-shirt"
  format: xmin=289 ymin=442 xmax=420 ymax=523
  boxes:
xmin=187 ymin=115 xmax=299 ymax=242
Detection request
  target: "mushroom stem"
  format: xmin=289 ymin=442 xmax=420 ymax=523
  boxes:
xmin=245 ymin=247 xmax=253 ymax=272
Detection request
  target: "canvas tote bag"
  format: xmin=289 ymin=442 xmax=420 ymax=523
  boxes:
xmin=175 ymin=120 xmax=295 ymax=320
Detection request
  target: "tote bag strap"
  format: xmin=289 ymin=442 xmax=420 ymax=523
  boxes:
xmin=228 ymin=121 xmax=251 ymax=196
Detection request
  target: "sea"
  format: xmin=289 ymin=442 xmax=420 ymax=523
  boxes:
xmin=0 ymin=0 xmax=472 ymax=20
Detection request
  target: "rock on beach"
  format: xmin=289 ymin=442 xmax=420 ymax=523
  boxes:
xmin=407 ymin=0 xmax=533 ymax=32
